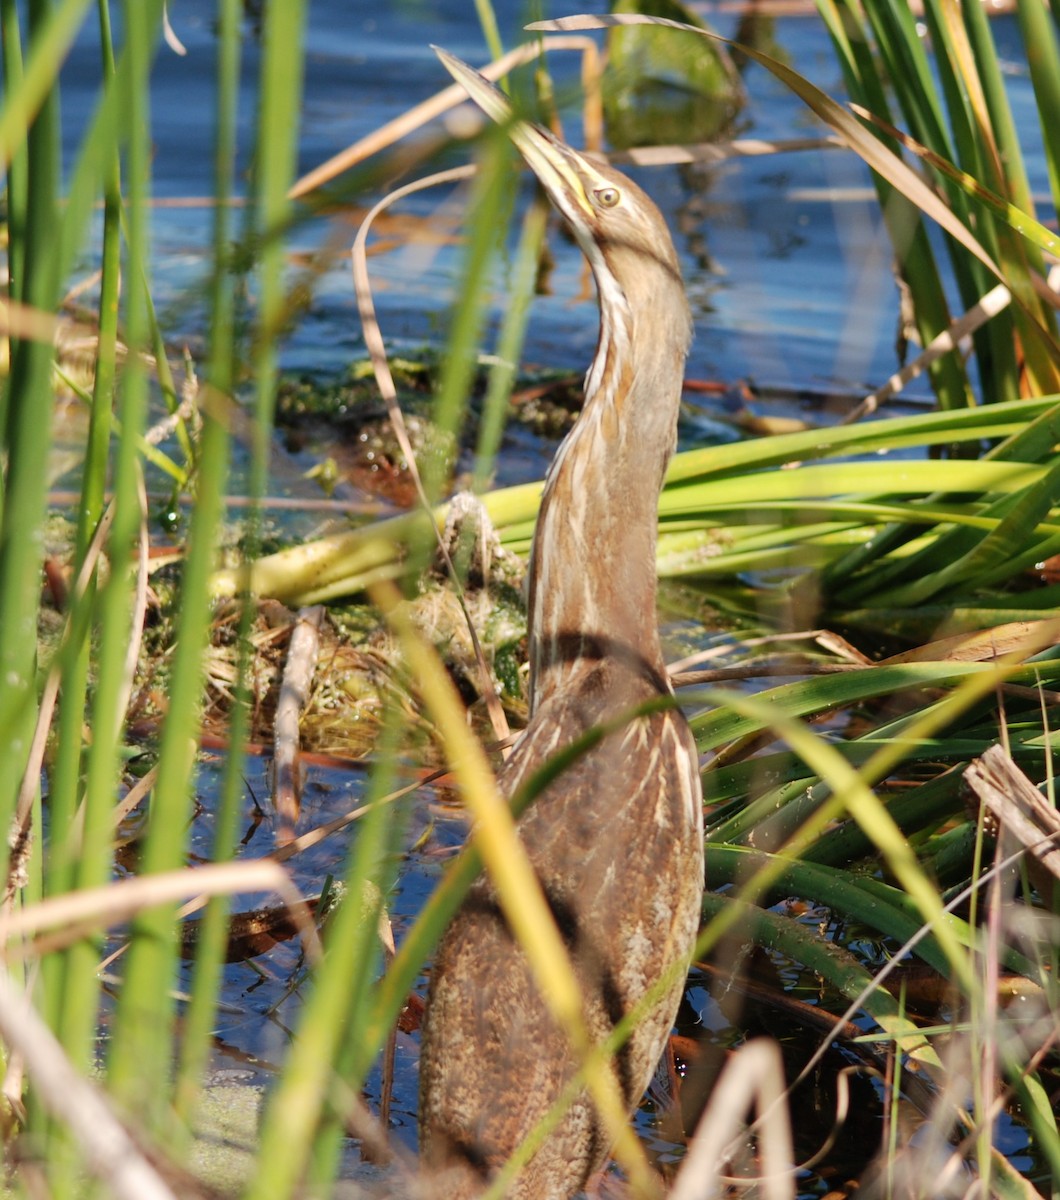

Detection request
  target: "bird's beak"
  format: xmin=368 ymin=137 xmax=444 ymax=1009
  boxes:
xmin=433 ymin=46 xmax=595 ymax=223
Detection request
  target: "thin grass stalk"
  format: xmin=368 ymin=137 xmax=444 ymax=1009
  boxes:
xmin=57 ymin=23 xmax=129 ymax=287
xmin=973 ymin=848 xmax=1003 ymax=1193
xmin=864 ymin=0 xmax=950 ymax=165
xmin=473 ymin=0 xmax=504 ymax=64
xmin=169 ymin=0 xmax=243 ymax=1139
xmin=0 ymin=0 xmax=30 ymax=1088
xmin=46 ymin=0 xmax=120 ymax=924
xmin=0 ymin=0 xmax=63 ymax=876
xmin=139 ymin=277 xmax=191 ymax=468
xmin=421 ymin=131 xmax=515 ymax=504
xmin=172 ymin=636 xmax=254 ymax=1126
xmin=118 ymin=70 xmax=238 ymax=1135
xmin=925 ymin=34 xmax=1020 ymax=404
xmin=247 ymin=0 xmax=305 ymax=505
xmin=957 ymin=0 xmax=1060 ymax=396
xmin=865 ymin=0 xmax=1014 ymax=402
xmin=815 ymin=0 xmax=973 ymax=411
xmin=472 ymin=193 xmax=549 ymax=490
xmin=40 ymin=2 xmax=123 ymax=1185
xmin=244 ymin=716 xmax=404 ymax=1199
xmin=1016 ymin=0 xmax=1060 ymax=218
xmin=102 ymin=0 xmax=174 ymax=1126
xmin=305 ymin=720 xmax=410 ymax=1191
xmin=217 ymin=3 xmax=308 ymax=1180
xmin=213 ymin=2 xmax=310 ymax=914
xmin=885 ymin=989 xmax=904 ymax=1195
xmin=46 ymin=0 xmax=122 ymax=897
xmin=956 ymin=0 xmax=1034 ymax=225
xmin=0 ymin=0 xmax=28 ymax=387
xmin=0 ymin=0 xmax=92 ymax=174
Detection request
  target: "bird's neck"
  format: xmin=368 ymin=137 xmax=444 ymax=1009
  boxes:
xmin=527 ymin=305 xmax=686 ymax=714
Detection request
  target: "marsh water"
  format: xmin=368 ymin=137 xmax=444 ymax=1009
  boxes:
xmin=49 ymin=0 xmax=1053 ymax=1193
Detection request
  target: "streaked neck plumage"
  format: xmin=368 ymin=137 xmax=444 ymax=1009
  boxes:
xmin=527 ymin=217 xmax=692 ymax=714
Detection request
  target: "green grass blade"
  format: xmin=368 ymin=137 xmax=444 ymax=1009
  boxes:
xmin=816 ymin=0 xmax=973 ymax=410
xmin=0 ymin=0 xmax=64 ymax=869
xmin=170 ymin=0 xmax=245 ymax=1138
xmin=1016 ymin=0 xmax=1060 ymax=217
xmin=850 ymin=104 xmax=1060 ymax=261
xmin=699 ymin=892 xmax=926 ymax=1051
xmin=246 ymin=728 xmax=401 ymax=1200
xmin=0 ymin=0 xmax=92 ymax=172
xmin=874 ymin=457 xmax=1060 ymax=605
xmin=44 ymin=8 xmax=124 ymax=1167
xmin=1 ymin=0 xmax=28 ymax=335
xmin=473 ymin=196 xmax=549 ymax=490
xmin=705 ymin=846 xmax=962 ymax=974
xmin=102 ymin=0 xmax=174 ymax=1127
xmin=424 ymin=132 xmax=515 ymax=504
xmin=689 ymin=660 xmax=1060 ymax=749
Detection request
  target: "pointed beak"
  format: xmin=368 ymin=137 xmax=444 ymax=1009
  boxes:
xmin=433 ymin=46 xmax=595 ymax=223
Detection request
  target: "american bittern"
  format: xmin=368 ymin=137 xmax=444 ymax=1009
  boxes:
xmin=420 ymin=49 xmax=705 ymax=1199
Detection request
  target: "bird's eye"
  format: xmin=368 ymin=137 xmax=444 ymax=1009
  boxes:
xmin=594 ymin=186 xmax=620 ymax=208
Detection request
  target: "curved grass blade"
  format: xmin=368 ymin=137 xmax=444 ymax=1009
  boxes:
xmin=211 ymin=396 xmax=1060 ymax=605
xmin=849 ymin=102 xmax=1060 ymax=263
xmin=699 ymin=891 xmax=933 ymax=1059
xmin=689 ymin=659 xmax=1060 ymax=750
xmin=705 ymin=845 xmax=965 ymax=975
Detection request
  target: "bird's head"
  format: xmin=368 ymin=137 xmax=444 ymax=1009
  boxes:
xmin=434 ymin=47 xmax=690 ymax=351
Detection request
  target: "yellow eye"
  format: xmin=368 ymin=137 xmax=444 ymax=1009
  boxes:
xmin=594 ymin=186 xmax=620 ymax=208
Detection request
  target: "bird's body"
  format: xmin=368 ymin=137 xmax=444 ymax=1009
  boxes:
xmin=420 ymin=51 xmax=704 ymax=1200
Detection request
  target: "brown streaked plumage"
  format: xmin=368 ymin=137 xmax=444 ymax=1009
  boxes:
xmin=420 ymin=49 xmax=704 ymax=1200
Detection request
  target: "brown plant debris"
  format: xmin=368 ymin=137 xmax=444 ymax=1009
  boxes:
xmin=964 ymin=744 xmax=1060 ymax=899
xmin=273 ymin=604 xmax=326 ymax=843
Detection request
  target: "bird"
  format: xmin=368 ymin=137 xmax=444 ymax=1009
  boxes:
xmin=420 ymin=49 xmax=705 ymax=1200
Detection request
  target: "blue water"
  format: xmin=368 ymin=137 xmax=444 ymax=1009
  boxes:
xmin=44 ymin=0 xmax=1048 ymax=413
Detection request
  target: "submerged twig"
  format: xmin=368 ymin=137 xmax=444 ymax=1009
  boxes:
xmin=273 ymin=605 xmax=325 ymax=845
xmin=965 ymin=744 xmax=1060 ymax=884
xmin=842 ymin=283 xmax=1012 ymax=424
